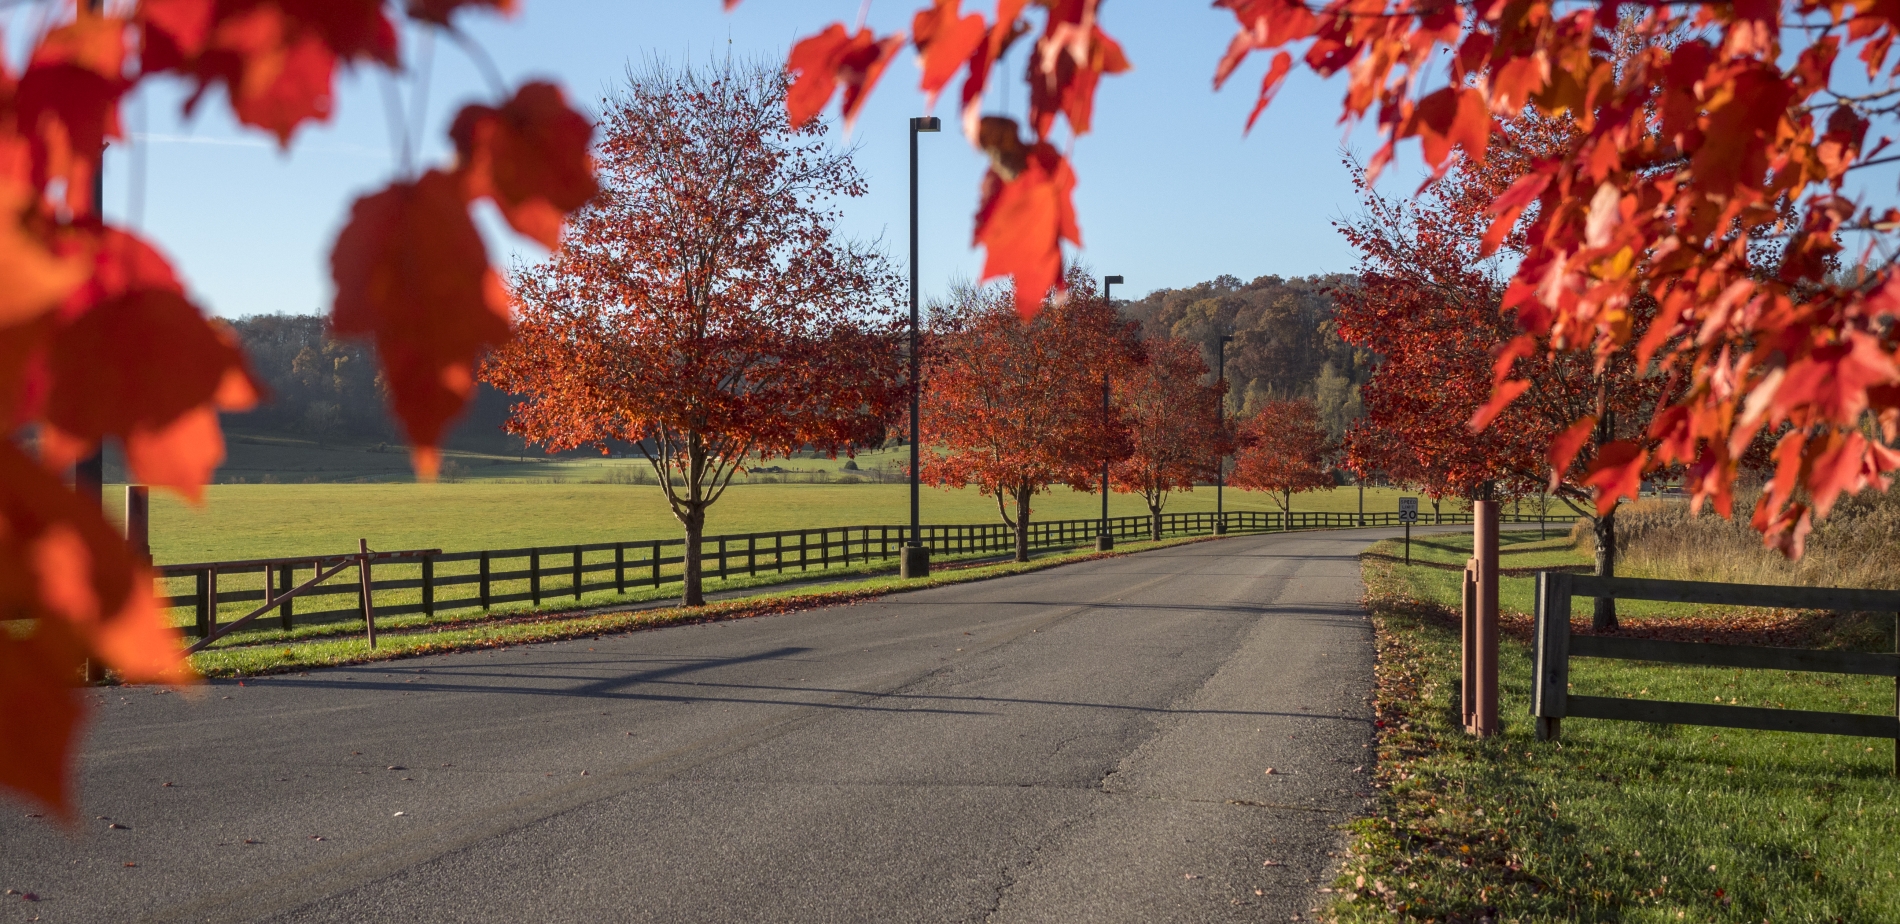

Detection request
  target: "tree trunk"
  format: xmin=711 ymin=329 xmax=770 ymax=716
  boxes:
xmin=1150 ymin=508 xmax=1162 ymax=541
xmin=1592 ymin=504 xmax=1618 ymax=631
xmin=681 ymin=504 xmax=706 ymax=606
xmin=1433 ymin=496 xmax=1441 ymax=524
xmin=1283 ymin=489 xmax=1292 ymax=530
xmin=1014 ymin=487 xmax=1032 ymax=562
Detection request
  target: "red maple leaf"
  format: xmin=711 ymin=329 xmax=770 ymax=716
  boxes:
xmin=330 ymin=169 xmax=510 ymax=478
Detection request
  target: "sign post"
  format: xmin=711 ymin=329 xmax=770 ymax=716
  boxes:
xmin=1398 ymin=497 xmax=1418 ymax=565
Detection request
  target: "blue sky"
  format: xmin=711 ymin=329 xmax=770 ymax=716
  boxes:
xmin=74 ymin=2 xmax=1427 ymax=318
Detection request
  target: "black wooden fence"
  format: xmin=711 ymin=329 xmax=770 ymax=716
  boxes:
xmin=158 ymin=507 xmax=1579 ymax=645
xmin=1532 ymin=572 xmax=1900 ymax=768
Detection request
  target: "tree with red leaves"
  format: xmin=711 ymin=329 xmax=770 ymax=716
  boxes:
xmin=738 ymin=0 xmax=1900 ymax=562
xmin=922 ymin=271 xmax=1138 ymax=561
xmin=483 ymin=60 xmax=905 ymax=607
xmin=1334 ymin=110 xmax=1677 ymax=629
xmin=1231 ymin=397 xmax=1335 ymax=521
xmin=1 ymin=1 xmax=594 ymax=821
xmin=1111 ymin=336 xmax=1230 ymax=540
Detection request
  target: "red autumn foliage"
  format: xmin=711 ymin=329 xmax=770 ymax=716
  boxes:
xmin=481 ymin=61 xmax=905 ymax=607
xmin=736 ymin=0 xmax=1900 ymax=559
xmin=921 ymin=271 xmax=1139 ymax=560
xmin=1 ymin=1 xmax=591 ymax=820
xmin=1230 ymin=397 xmax=1335 ymax=515
xmin=1110 ymin=336 xmax=1230 ymax=539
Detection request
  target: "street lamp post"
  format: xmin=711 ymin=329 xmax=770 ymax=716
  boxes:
xmin=1096 ymin=275 xmax=1123 ymax=552
xmin=902 ymin=115 xmax=940 ymax=580
xmin=1215 ymin=334 xmax=1233 ymax=535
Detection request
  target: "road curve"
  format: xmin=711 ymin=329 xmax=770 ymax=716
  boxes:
xmin=3 ymin=527 xmax=1401 ymax=924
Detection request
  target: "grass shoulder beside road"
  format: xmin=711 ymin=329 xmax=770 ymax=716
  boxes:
xmin=185 ymin=534 xmax=1219 ymax=678
xmin=1330 ymin=533 xmax=1900 ymax=922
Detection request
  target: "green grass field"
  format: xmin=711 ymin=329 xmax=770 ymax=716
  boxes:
xmin=212 ymin=432 xmax=922 ymax=484
xmin=116 ymin=481 xmax=1429 ymax=564
xmin=1332 ymin=534 xmax=1900 ymax=922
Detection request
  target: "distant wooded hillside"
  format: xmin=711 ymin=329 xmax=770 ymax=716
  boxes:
xmin=222 ymin=314 xmax=529 ymax=454
xmin=1119 ymin=274 xmax=1369 ymax=440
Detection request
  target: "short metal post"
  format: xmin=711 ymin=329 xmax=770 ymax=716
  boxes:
xmin=358 ymin=539 xmax=376 ymax=649
xmin=1404 ymin=523 xmax=1411 ymax=566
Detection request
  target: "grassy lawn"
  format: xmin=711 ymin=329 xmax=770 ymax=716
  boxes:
xmin=114 ymin=481 xmax=1430 ymax=564
xmin=1333 ymin=534 xmax=1900 ymax=922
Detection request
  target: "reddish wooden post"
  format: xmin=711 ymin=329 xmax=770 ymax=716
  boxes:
xmin=1461 ymin=562 xmax=1477 ymax=730
xmin=1472 ymin=500 xmax=1501 ymax=736
xmin=359 ymin=539 xmax=377 ymax=649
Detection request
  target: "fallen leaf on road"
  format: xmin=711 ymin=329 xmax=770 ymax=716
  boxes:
xmin=392 ymin=811 xmax=406 ymax=817
xmin=1263 ymin=767 xmax=1276 ymax=775
xmin=1183 ymin=873 xmax=1199 ymax=879
xmin=123 ymin=862 xmax=135 ymax=867
xmin=1263 ymin=859 xmax=1282 ymax=866
xmin=108 ymin=823 xmax=128 ymax=830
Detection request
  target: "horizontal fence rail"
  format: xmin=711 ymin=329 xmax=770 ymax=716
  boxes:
xmin=157 ymin=508 xmax=1581 ymax=650
xmin=1530 ymin=571 xmax=1900 ymax=769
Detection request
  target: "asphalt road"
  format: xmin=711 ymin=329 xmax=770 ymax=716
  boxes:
xmin=3 ymin=527 xmax=1401 ymax=924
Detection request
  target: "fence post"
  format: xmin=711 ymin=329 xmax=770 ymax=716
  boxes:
xmin=776 ymin=533 xmax=785 ymax=574
xmin=749 ymin=535 xmax=757 ymax=577
xmin=206 ymin=566 xmax=219 ymax=638
xmin=480 ymin=552 xmax=491 ymax=609
xmin=1461 ymin=562 xmax=1477 ymax=731
xmin=1533 ymin=572 xmax=1572 ymax=742
xmin=651 ymin=540 xmax=661 ymax=587
xmin=423 ymin=555 xmax=435 ymax=618
xmin=572 ymin=545 xmax=583 ymax=601
xmin=358 ymin=539 xmax=376 ymax=649
xmin=799 ymin=531 xmax=809 ymax=571
xmin=278 ymin=562 xmax=295 ymax=630
xmin=193 ymin=568 xmax=209 ymax=637
xmin=1471 ymin=500 xmax=1501 ymax=737
xmin=531 ymin=549 xmax=542 ymax=606
xmin=615 ymin=542 xmax=626 ymax=594
xmin=718 ymin=537 xmax=728 ymax=581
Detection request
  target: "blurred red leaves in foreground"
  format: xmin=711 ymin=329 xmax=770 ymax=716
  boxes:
xmin=737 ymin=0 xmax=1900 ymax=559
xmin=1 ymin=1 xmax=592 ymax=820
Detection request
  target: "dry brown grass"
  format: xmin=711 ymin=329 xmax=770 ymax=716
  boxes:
xmin=1581 ymin=489 xmax=1900 ymax=591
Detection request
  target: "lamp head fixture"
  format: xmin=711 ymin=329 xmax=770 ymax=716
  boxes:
xmin=911 ymin=116 xmax=942 ymax=132
xmin=1103 ymin=275 xmax=1124 ymax=285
